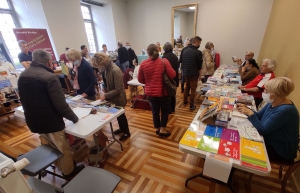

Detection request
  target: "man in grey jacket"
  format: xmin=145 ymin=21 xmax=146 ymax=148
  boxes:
xmin=18 ymin=49 xmax=84 ymax=179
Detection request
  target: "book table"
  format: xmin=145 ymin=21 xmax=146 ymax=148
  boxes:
xmin=179 ymin=107 xmax=271 ymax=193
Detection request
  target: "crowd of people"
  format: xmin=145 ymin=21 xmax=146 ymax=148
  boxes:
xmin=16 ymin=35 xmax=299 ymax=179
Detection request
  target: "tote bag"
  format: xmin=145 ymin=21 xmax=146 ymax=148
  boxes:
xmin=162 ymin=59 xmax=177 ymax=97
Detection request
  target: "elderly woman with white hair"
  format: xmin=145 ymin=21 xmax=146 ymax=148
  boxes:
xmin=66 ymin=49 xmax=97 ymax=100
xmin=239 ymin=59 xmax=276 ymax=107
xmin=237 ymin=77 xmax=299 ymax=163
xmin=201 ymin=42 xmax=215 ymax=83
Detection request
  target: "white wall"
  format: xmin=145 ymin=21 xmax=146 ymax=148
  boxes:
xmin=12 ymin=0 xmax=89 ymax=59
xmin=174 ymin=15 xmax=180 ymax=40
xmin=40 ymin=0 xmax=88 ymax=56
xmin=12 ymin=0 xmax=58 ymax=58
xmin=174 ymin=10 xmax=188 ymax=40
xmin=97 ymin=0 xmax=129 ymax=49
xmin=127 ymin=0 xmax=273 ymax=64
xmin=91 ymin=4 xmax=117 ymax=51
xmin=186 ymin=12 xmax=194 ymax=39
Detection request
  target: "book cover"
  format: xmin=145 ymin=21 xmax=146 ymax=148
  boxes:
xmin=179 ymin=130 xmax=202 ymax=148
xmin=198 ymin=135 xmax=220 ymax=154
xmin=241 ymin=161 xmax=268 ymax=172
xmin=221 ymin=128 xmax=240 ymax=143
xmin=240 ymin=138 xmax=266 ymax=162
xmin=218 ymin=139 xmax=240 ymax=159
xmin=238 ymin=125 xmax=263 ymax=142
xmin=204 ymin=125 xmax=223 ymax=138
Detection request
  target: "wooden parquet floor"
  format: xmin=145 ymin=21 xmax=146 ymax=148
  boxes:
xmin=0 ymin=87 xmax=298 ymax=193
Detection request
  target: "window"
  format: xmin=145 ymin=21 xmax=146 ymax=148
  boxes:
xmin=0 ymin=0 xmax=21 ymax=68
xmin=81 ymin=4 xmax=97 ymax=54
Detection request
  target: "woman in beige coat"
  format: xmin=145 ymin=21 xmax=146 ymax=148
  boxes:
xmin=201 ymin=42 xmax=215 ymax=82
xmin=91 ymin=53 xmax=130 ymax=141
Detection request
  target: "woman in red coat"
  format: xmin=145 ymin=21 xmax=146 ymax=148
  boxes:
xmin=138 ymin=44 xmax=176 ymax=137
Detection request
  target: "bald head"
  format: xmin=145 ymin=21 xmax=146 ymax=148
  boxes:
xmin=245 ymin=51 xmax=254 ymax=60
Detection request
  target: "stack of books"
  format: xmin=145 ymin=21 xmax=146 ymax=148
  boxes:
xmin=239 ymin=125 xmax=267 ymax=171
xmin=240 ymin=138 xmax=267 ymax=171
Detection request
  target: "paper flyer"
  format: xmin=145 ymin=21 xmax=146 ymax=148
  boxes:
xmin=203 ymin=153 xmax=233 ymax=183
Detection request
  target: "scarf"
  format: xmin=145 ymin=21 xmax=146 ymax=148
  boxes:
xmin=73 ymin=64 xmax=81 ymax=90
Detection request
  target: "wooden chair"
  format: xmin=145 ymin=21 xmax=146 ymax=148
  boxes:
xmin=247 ymin=136 xmax=300 ymax=193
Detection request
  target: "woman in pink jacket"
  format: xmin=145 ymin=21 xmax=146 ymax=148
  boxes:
xmin=138 ymin=44 xmax=176 ymax=137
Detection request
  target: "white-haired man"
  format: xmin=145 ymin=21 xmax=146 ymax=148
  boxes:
xmin=239 ymin=59 xmax=276 ymax=107
xmin=18 ymin=49 xmax=84 ymax=179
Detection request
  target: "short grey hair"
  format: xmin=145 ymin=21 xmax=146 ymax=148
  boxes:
xmin=263 ymin=59 xmax=276 ymax=71
xmin=163 ymin=42 xmax=173 ymax=52
xmin=18 ymin=40 xmax=27 ymax=47
xmin=32 ymin=49 xmax=52 ymax=65
xmin=117 ymin=40 xmax=123 ymax=47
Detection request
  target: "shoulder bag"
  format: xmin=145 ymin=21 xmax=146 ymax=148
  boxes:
xmin=162 ymin=59 xmax=177 ymax=97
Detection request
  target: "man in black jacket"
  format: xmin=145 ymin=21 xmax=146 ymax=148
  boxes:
xmin=18 ymin=49 xmax=84 ymax=178
xmin=179 ymin=38 xmax=192 ymax=93
xmin=125 ymin=42 xmax=138 ymax=69
xmin=181 ymin=36 xmax=203 ymax=110
xmin=117 ymin=41 xmax=129 ymax=72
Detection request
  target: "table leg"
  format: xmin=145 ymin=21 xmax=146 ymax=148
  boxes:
xmin=130 ymin=86 xmax=139 ymax=108
xmin=110 ymin=122 xmax=123 ymax=151
xmin=185 ymin=171 xmax=235 ymax=193
xmin=92 ymin=122 xmax=124 ymax=167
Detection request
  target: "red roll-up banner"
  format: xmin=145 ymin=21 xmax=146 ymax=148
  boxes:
xmin=13 ymin=28 xmax=56 ymax=61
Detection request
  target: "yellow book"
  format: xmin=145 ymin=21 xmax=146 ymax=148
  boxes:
xmin=240 ymin=138 xmax=266 ymax=162
xmin=179 ymin=130 xmax=202 ymax=148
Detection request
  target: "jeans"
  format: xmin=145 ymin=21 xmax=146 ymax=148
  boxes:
xmin=184 ymin=76 xmax=198 ymax=106
xmin=148 ymin=96 xmax=170 ymax=128
xmin=120 ymin=61 xmax=129 ymax=73
xmin=117 ymin=113 xmax=130 ymax=134
xmin=170 ymin=97 xmax=176 ymax=112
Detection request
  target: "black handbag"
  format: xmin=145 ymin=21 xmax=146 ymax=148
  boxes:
xmin=162 ymin=59 xmax=177 ymax=97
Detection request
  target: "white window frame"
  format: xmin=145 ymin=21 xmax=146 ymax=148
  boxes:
xmin=0 ymin=0 xmax=22 ymax=68
xmin=81 ymin=3 xmax=98 ymax=54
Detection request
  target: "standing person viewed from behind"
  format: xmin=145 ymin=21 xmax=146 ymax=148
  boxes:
xmin=162 ymin=42 xmax=179 ymax=113
xmin=18 ymin=49 xmax=84 ymax=179
xmin=201 ymin=42 xmax=215 ymax=83
xmin=91 ymin=53 xmax=131 ymax=141
xmin=239 ymin=59 xmax=260 ymax=86
xmin=138 ymin=44 xmax=176 ymax=137
xmin=179 ymin=38 xmax=193 ymax=93
xmin=181 ymin=36 xmax=203 ymax=110
xmin=117 ymin=41 xmax=130 ymax=73
xmin=66 ymin=49 xmax=97 ymax=101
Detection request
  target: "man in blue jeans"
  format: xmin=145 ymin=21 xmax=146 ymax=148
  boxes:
xmin=117 ymin=41 xmax=129 ymax=72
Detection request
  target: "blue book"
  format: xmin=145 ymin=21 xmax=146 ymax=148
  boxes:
xmin=204 ymin=125 xmax=223 ymax=138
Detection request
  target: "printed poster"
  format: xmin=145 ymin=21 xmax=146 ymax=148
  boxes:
xmin=13 ymin=28 xmax=56 ymax=61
